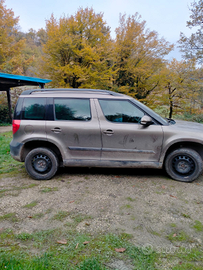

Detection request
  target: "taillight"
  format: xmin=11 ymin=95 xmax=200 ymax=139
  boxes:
xmin=12 ymin=120 xmax=21 ymax=134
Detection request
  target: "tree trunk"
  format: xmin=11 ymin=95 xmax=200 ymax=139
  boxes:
xmin=169 ymin=99 xmax=173 ymax=118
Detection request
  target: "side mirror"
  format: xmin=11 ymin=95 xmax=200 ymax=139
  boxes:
xmin=140 ymin=115 xmax=153 ymax=126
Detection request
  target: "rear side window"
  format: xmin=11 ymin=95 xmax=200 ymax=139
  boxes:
xmin=22 ymin=98 xmax=46 ymax=120
xmin=54 ymin=98 xmax=91 ymax=121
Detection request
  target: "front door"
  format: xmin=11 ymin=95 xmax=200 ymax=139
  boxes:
xmin=96 ymin=99 xmax=163 ymax=162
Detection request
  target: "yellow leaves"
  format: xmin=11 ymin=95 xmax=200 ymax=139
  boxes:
xmin=144 ymin=59 xmax=201 ymax=118
xmin=42 ymin=8 xmax=112 ymax=89
xmin=0 ymin=1 xmax=33 ymax=74
xmin=113 ymin=13 xmax=173 ymax=100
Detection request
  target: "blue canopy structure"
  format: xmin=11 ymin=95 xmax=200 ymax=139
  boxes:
xmin=0 ymin=72 xmax=51 ymax=122
xmin=0 ymin=72 xmax=51 ymax=89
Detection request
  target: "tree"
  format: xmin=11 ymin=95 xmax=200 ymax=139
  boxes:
xmin=17 ymin=28 xmax=47 ymax=77
xmin=179 ymin=0 xmax=203 ymax=63
xmin=113 ymin=13 xmax=173 ymax=99
xmin=0 ymin=0 xmax=33 ymax=74
xmin=145 ymin=59 xmax=200 ymax=118
xmin=42 ymin=8 xmax=113 ymax=88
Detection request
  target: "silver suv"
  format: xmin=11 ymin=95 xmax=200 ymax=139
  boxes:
xmin=10 ymin=88 xmax=203 ymax=182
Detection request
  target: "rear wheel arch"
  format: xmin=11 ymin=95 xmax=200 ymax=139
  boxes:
xmin=21 ymin=140 xmax=63 ymax=165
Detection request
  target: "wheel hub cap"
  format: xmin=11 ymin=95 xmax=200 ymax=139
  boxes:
xmin=172 ymin=155 xmax=195 ymax=175
xmin=32 ymin=154 xmax=51 ymax=173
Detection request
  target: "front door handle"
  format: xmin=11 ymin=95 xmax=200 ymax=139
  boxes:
xmin=103 ymin=129 xmax=114 ymax=136
xmin=51 ymin=127 xmax=61 ymax=133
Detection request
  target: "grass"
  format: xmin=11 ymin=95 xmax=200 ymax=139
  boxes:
xmin=23 ymin=200 xmax=38 ymax=209
xmin=0 ymin=131 xmax=22 ymax=175
xmin=126 ymin=196 xmax=136 ymax=202
xmin=32 ymin=213 xmax=44 ymax=219
xmin=52 ymin=211 xmax=70 ymax=221
xmin=1 ymin=226 xmax=202 ymax=269
xmin=120 ymin=204 xmax=133 ymax=210
xmin=40 ymin=187 xmax=58 ymax=193
xmin=181 ymin=213 xmax=191 ymax=219
xmin=167 ymin=230 xmax=193 ymax=243
xmin=0 ymin=183 xmax=37 ymax=198
xmin=193 ymin=220 xmax=203 ymax=232
xmin=157 ymin=247 xmax=203 ymax=270
xmin=0 ymin=229 xmax=156 ymax=270
xmin=170 ymin=223 xmax=177 ymax=228
xmin=0 ymin=213 xmax=18 ymax=222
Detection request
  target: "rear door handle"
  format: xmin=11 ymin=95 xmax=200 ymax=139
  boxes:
xmin=103 ymin=129 xmax=114 ymax=136
xmin=51 ymin=127 xmax=61 ymax=133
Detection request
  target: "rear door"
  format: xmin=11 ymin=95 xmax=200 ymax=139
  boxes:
xmin=46 ymin=98 xmax=101 ymax=160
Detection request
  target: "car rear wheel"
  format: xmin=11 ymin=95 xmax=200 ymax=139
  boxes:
xmin=165 ymin=148 xmax=203 ymax=182
xmin=25 ymin=148 xmax=58 ymax=180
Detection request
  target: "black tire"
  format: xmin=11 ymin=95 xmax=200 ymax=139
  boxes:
xmin=165 ymin=148 xmax=203 ymax=182
xmin=25 ymin=148 xmax=58 ymax=180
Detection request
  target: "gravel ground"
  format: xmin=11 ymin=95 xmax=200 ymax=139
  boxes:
xmin=0 ymin=166 xmax=203 ymax=254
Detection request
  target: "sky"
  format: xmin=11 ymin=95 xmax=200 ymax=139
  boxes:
xmin=5 ymin=0 xmax=194 ymax=60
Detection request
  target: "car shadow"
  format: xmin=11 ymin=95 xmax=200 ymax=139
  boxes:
xmin=57 ymin=166 xmax=167 ymax=179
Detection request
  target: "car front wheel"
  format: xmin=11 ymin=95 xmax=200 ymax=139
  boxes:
xmin=165 ymin=148 xmax=203 ymax=182
xmin=25 ymin=148 xmax=58 ymax=180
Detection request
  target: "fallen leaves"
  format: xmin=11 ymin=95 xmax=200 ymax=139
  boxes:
xmin=85 ymin=222 xmax=90 ymax=226
xmin=57 ymin=239 xmax=67 ymax=244
xmin=169 ymin=195 xmax=177 ymax=199
xmin=115 ymin=247 xmax=126 ymax=253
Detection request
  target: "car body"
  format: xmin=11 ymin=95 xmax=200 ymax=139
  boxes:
xmin=10 ymin=88 xmax=203 ymax=181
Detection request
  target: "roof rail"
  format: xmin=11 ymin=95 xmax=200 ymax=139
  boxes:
xmin=21 ymin=88 xmax=122 ymax=96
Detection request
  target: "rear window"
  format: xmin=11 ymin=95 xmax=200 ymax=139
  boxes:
xmin=54 ymin=98 xmax=91 ymax=121
xmin=13 ymin=98 xmax=23 ymax=120
xmin=22 ymin=98 xmax=46 ymax=120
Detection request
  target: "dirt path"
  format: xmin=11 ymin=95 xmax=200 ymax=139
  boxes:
xmin=0 ymin=126 xmax=12 ymax=133
xmin=0 ymin=167 xmax=203 ymax=254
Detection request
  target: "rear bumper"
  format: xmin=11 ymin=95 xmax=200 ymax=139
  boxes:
xmin=10 ymin=140 xmax=23 ymax=162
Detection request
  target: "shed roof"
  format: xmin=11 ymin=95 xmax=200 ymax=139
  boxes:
xmin=0 ymin=72 xmax=51 ymax=90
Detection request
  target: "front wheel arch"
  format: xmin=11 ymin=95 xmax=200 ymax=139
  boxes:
xmin=165 ymin=148 xmax=203 ymax=182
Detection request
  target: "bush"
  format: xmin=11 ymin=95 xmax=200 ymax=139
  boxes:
xmin=175 ymin=112 xmax=203 ymax=123
xmin=0 ymin=106 xmax=11 ymax=124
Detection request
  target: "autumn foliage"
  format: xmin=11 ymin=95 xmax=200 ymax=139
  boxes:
xmin=0 ymin=0 xmax=203 ymax=119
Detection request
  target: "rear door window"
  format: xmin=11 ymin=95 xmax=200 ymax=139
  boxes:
xmin=54 ymin=98 xmax=91 ymax=121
